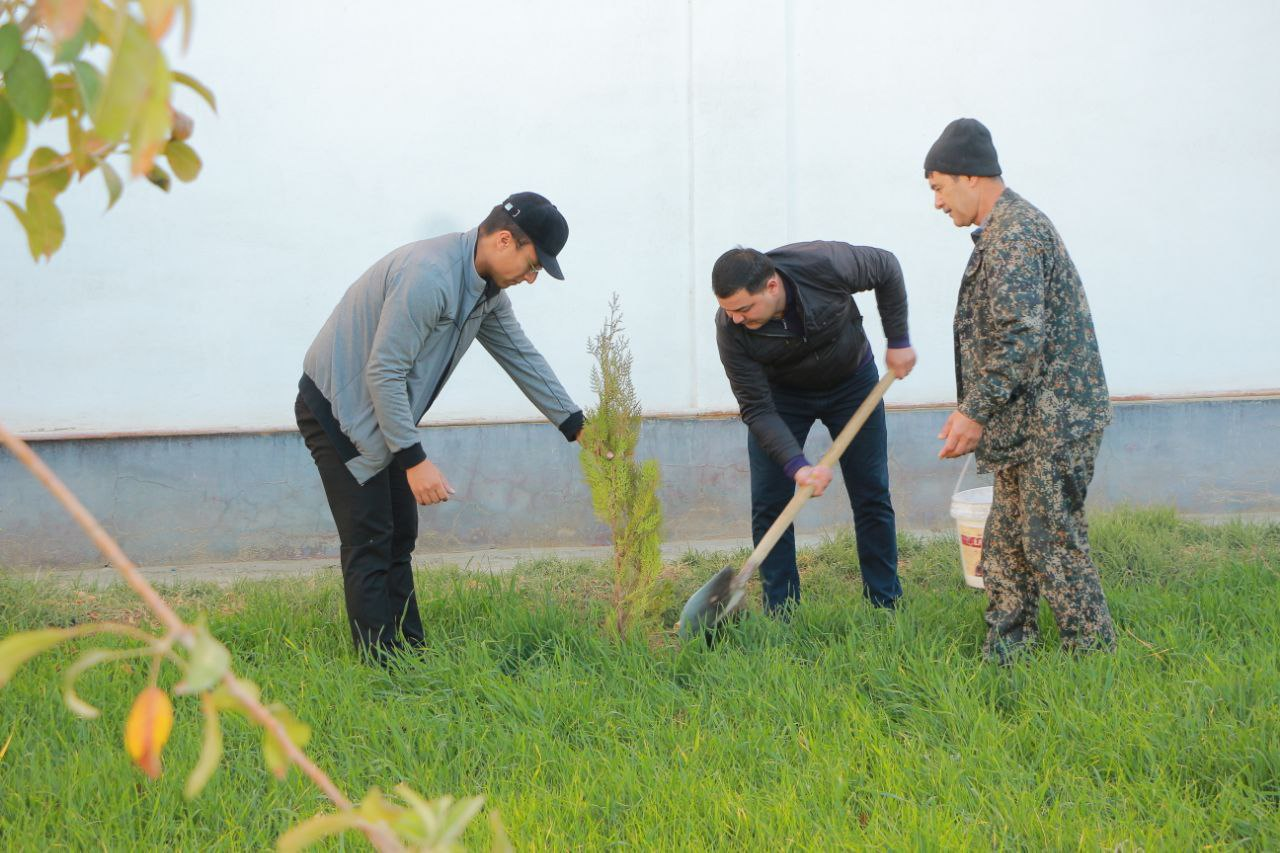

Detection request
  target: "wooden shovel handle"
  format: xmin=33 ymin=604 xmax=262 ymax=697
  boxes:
xmin=736 ymin=371 xmax=896 ymax=584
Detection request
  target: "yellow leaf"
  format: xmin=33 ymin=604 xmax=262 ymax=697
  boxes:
xmin=36 ymin=0 xmax=89 ymax=42
xmin=489 ymin=809 xmax=514 ymax=853
xmin=276 ymin=812 xmax=365 ymax=853
xmin=28 ymin=146 xmax=72 ymax=196
xmin=85 ymin=0 xmax=127 ymax=45
xmin=49 ymin=71 xmax=80 ymax=119
xmin=0 ymin=103 xmax=29 ymax=184
xmin=175 ymin=0 xmax=192 ymax=51
xmin=137 ymin=0 xmax=177 ymax=40
xmin=99 ymin=159 xmax=122 ymax=209
xmin=358 ymin=787 xmax=400 ymax=823
xmin=261 ymin=704 xmax=311 ymax=780
xmin=172 ymin=70 xmax=216 ymax=113
xmin=130 ymin=89 xmax=171 ymax=176
xmin=144 ymin=163 xmax=171 ymax=192
xmin=0 ymin=628 xmax=71 ymax=686
xmin=67 ymin=120 xmax=93 ymax=175
xmin=124 ymin=686 xmax=173 ymax=779
xmin=93 ymin=19 xmax=159 ymax=142
xmin=21 ymin=192 xmax=66 ymax=260
xmin=210 ymin=678 xmax=260 ymax=714
xmin=183 ymin=694 xmax=222 ymax=800
xmin=162 ymin=139 xmax=200 ymax=183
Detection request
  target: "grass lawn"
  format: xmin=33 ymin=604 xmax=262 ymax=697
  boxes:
xmin=1 ymin=507 xmax=1277 ymax=850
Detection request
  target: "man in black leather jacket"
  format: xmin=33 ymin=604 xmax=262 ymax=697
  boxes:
xmin=713 ymin=243 xmax=916 ymax=612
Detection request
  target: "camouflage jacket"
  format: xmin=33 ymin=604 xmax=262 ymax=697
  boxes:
xmin=954 ymin=188 xmax=1110 ymax=471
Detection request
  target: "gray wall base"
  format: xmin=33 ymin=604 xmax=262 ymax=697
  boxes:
xmin=3 ymin=399 xmax=1277 ymax=570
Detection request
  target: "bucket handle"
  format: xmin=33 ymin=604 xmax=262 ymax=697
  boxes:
xmin=952 ymin=454 xmax=973 ymax=497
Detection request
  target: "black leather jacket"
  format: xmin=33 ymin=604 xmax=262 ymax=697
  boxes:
xmin=715 ymin=241 xmax=909 ymax=466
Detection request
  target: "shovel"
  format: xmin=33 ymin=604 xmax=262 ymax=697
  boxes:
xmin=676 ymin=371 xmax=896 ymax=641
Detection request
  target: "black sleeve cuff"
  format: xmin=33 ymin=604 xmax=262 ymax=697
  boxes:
xmin=394 ymin=442 xmax=426 ymax=469
xmin=558 ymin=410 xmax=585 ymax=442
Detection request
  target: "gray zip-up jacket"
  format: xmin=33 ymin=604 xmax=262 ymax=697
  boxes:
xmin=303 ymin=228 xmax=581 ymax=485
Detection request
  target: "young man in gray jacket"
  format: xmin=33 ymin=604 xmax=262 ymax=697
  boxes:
xmin=296 ymin=192 xmax=584 ymax=660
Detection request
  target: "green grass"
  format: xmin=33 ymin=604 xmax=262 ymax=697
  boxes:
xmin=1 ymin=507 xmax=1277 ymax=850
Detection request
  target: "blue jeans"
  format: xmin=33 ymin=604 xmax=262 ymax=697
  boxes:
xmin=747 ymin=358 xmax=902 ymax=612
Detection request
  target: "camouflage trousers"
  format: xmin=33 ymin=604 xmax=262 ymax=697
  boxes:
xmin=980 ymin=430 xmax=1115 ymax=661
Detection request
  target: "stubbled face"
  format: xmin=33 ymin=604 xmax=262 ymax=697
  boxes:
xmin=717 ymin=277 xmax=784 ymax=329
xmin=489 ymin=232 xmax=543 ymax=288
xmin=928 ymin=172 xmax=979 ymax=227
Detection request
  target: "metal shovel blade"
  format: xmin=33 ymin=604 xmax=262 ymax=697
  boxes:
xmin=676 ymin=565 xmax=738 ymax=641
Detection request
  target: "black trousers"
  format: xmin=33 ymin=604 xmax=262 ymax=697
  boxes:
xmin=295 ymin=395 xmax=425 ymax=658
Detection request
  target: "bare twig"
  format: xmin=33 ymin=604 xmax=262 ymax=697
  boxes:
xmin=3 ymin=142 xmax=119 ymax=184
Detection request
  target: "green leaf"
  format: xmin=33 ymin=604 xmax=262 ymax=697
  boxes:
xmin=183 ymin=694 xmax=223 ymax=800
xmin=174 ymin=616 xmax=229 ymax=694
xmin=92 ymin=19 xmax=158 ymax=141
xmin=100 ymin=159 xmax=122 ymax=209
xmin=437 ymin=796 xmax=487 ymax=847
xmin=61 ymin=648 xmax=132 ymax=719
xmin=28 ymin=147 xmax=72 ymax=196
xmin=171 ymin=70 xmax=216 ymax=113
xmin=0 ymin=628 xmax=71 ymax=685
xmin=394 ymin=786 xmax=485 ymax=848
xmin=22 ymin=191 xmax=67 ymax=260
xmin=0 ymin=23 xmax=20 ymax=72
xmin=72 ymin=60 xmax=102 ymax=114
xmin=163 ymin=139 xmax=200 ymax=182
xmin=276 ymin=812 xmax=365 ymax=853
xmin=261 ymin=704 xmax=311 ymax=779
xmin=145 ymin=163 xmax=170 ymax=192
xmin=49 ymin=72 xmax=79 ymax=119
xmin=6 ymin=50 xmax=53 ymax=122
xmin=53 ymin=17 xmax=97 ymax=64
xmin=0 ymin=98 xmax=14 ymax=161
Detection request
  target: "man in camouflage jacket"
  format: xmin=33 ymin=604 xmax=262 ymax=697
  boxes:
xmin=924 ymin=118 xmax=1116 ymax=661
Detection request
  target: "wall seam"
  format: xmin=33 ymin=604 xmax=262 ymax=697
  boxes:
xmin=686 ymin=0 xmax=698 ymax=410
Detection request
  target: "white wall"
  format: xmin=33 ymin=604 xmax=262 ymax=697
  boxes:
xmin=3 ymin=0 xmax=1277 ymax=435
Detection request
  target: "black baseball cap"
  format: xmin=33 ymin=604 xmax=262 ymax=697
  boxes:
xmin=501 ymin=192 xmax=568 ymax=280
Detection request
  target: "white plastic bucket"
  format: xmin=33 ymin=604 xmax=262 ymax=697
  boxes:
xmin=950 ymin=486 xmax=992 ymax=589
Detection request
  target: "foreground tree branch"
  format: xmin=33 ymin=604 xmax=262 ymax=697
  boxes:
xmin=0 ymin=417 xmax=509 ymax=850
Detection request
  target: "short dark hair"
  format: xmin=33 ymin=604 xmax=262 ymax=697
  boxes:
xmin=711 ymin=247 xmax=775 ymax=299
xmin=478 ymin=205 xmax=531 ymax=246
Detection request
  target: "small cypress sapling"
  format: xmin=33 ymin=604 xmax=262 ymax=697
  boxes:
xmin=579 ymin=295 xmax=666 ymax=638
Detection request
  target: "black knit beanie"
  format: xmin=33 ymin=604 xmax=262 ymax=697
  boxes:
xmin=924 ymin=118 xmax=1001 ymax=177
